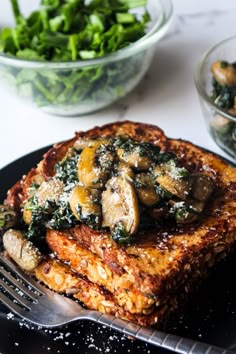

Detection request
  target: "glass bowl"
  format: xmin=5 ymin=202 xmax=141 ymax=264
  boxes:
xmin=195 ymin=35 xmax=236 ymax=160
xmin=0 ymin=0 xmax=173 ymax=117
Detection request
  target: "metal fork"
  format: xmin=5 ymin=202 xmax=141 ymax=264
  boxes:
xmin=0 ymin=254 xmax=232 ymax=354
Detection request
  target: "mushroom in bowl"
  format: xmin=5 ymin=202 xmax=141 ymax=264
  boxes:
xmin=195 ymin=35 xmax=236 ymax=159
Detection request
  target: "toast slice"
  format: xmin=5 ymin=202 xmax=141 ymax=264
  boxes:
xmin=2 ymin=121 xmax=236 ymax=327
xmin=46 ymin=229 xmax=156 ymax=314
xmin=35 ymin=258 xmax=174 ymax=327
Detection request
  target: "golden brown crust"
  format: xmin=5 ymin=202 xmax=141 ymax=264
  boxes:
xmin=75 ymin=120 xmax=168 ymax=146
xmin=169 ymin=138 xmax=236 ymax=181
xmin=35 ymin=258 xmax=176 ymax=327
xmin=46 ymin=229 xmax=156 ymax=314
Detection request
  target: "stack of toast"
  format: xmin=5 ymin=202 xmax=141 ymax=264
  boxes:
xmin=4 ymin=121 xmax=236 ymax=327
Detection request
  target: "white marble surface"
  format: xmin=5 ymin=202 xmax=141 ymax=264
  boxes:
xmin=1 ymin=0 xmax=236 ymax=169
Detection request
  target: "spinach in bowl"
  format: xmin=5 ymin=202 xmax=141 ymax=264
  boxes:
xmin=0 ymin=0 xmax=157 ymax=115
xmin=210 ymin=60 xmax=236 ymax=155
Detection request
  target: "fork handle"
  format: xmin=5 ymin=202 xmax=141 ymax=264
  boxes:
xmin=93 ymin=313 xmax=232 ymax=354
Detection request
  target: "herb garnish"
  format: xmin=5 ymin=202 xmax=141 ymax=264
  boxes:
xmin=111 ymin=223 xmax=132 ymax=244
xmin=55 ymin=155 xmax=79 ymax=184
xmin=20 ymin=134 xmax=213 ymax=246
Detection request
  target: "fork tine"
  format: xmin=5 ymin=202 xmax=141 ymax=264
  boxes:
xmin=0 ymin=266 xmax=39 ymax=301
xmin=0 ymin=278 xmax=31 ymax=308
xmin=0 ymin=254 xmax=45 ymax=294
xmin=0 ymin=290 xmax=26 ymax=317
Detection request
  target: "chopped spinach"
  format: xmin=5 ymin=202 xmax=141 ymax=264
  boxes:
xmin=210 ymin=60 xmax=236 ymax=156
xmin=164 ymin=159 xmax=189 ymax=179
xmin=1 ymin=0 xmax=149 ymax=60
xmin=155 ymin=185 xmax=173 ymax=199
xmin=113 ymin=136 xmax=179 ymax=165
xmin=26 ymin=201 xmax=53 ymax=244
xmin=174 ymin=206 xmax=190 ymax=223
xmin=55 ymin=155 xmax=79 ymax=184
xmin=0 ymin=0 xmax=151 ymax=110
xmin=111 ymin=223 xmax=132 ymax=244
xmin=156 ymin=151 xmax=176 ymax=164
xmin=75 ymin=204 xmax=101 ymax=229
xmin=212 ymin=77 xmax=236 ymax=110
xmin=115 ymin=137 xmax=162 ymax=163
xmin=112 ymin=135 xmax=130 ymax=147
xmin=25 ymin=189 xmax=77 ymax=243
xmin=49 ymin=200 xmax=77 ymax=229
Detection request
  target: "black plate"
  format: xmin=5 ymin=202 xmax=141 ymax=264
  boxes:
xmin=0 ymin=147 xmax=236 ymax=354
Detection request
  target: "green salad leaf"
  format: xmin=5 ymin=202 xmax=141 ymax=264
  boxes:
xmin=1 ymin=0 xmax=150 ymax=60
xmin=0 ymin=0 xmax=151 ymax=111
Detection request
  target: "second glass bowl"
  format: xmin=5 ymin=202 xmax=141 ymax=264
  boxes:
xmin=195 ymin=35 xmax=236 ymax=160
